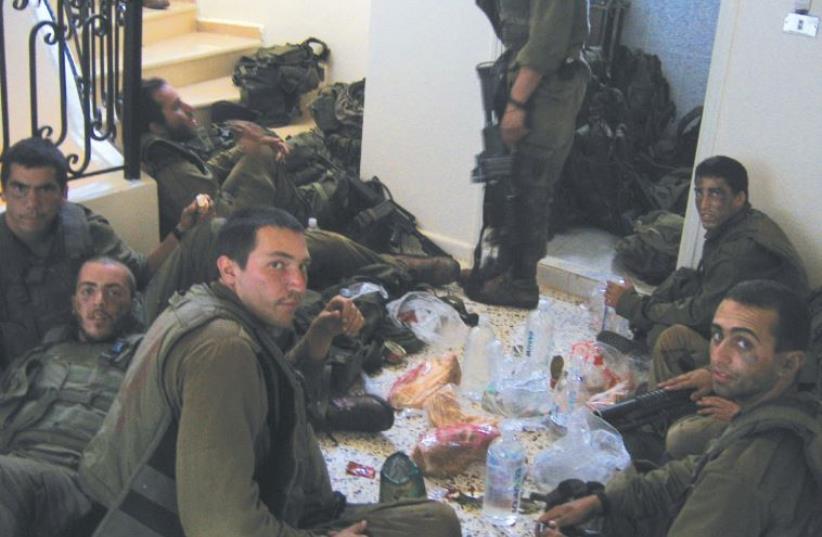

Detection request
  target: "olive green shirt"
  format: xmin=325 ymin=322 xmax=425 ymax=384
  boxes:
xmin=605 ymin=392 xmax=822 ymax=536
xmin=515 ymin=0 xmax=588 ymax=76
xmin=616 ymin=206 xmax=809 ymax=339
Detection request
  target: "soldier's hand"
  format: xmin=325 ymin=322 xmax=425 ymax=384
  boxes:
xmin=177 ymin=194 xmax=214 ymax=235
xmin=228 ymin=120 xmax=290 ymax=160
xmin=538 ymin=495 xmax=602 ymax=529
xmin=697 ymin=396 xmax=740 ymax=422
xmin=604 ymin=280 xmax=633 ymax=307
xmin=501 ymin=105 xmax=529 ymax=146
xmin=535 ymin=519 xmax=567 ymax=537
xmin=659 ymin=367 xmax=713 ymax=400
xmin=328 ymin=520 xmax=367 ymax=536
xmin=313 ymin=295 xmax=365 ymax=339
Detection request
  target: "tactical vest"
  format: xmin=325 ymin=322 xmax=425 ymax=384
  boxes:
xmin=0 ymin=203 xmax=95 ymax=366
xmin=0 ymin=332 xmax=142 ymax=470
xmin=80 ymin=284 xmax=335 ymax=537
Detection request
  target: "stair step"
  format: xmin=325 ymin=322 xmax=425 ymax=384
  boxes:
xmin=179 ymin=76 xmax=240 ymax=110
xmin=143 ymin=32 xmax=259 ymax=88
xmin=143 ymin=2 xmax=198 ymax=46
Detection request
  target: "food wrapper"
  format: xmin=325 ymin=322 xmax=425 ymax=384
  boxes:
xmin=411 ymin=423 xmax=500 ymax=477
xmin=424 ymin=384 xmax=498 ymax=428
xmin=388 ymin=353 xmax=461 ymax=409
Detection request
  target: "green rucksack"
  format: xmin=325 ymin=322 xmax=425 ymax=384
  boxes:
xmin=309 ymin=79 xmax=365 ymax=172
xmin=233 ymin=37 xmax=330 ymax=126
xmin=614 ymin=210 xmax=684 ymax=284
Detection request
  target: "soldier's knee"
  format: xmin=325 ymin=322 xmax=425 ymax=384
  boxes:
xmin=654 ymin=325 xmax=697 ymax=354
xmin=427 ymin=502 xmax=461 ymax=537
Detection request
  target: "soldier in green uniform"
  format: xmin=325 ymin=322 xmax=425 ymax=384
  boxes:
xmin=0 ymin=257 xmax=143 ymax=537
xmin=80 ymin=208 xmax=460 ymax=537
xmin=0 ymin=137 xmax=209 ymax=373
xmin=537 ymin=280 xmax=822 ymax=537
xmin=605 ymin=156 xmax=809 ymax=355
xmin=605 ymin=156 xmax=811 ymax=459
xmin=470 ymin=0 xmax=590 ymax=308
xmin=140 ymin=77 xmax=340 ymax=237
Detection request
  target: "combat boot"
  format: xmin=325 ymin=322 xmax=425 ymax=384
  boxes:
xmin=393 ymin=255 xmax=460 ymax=287
xmin=467 ymin=271 xmax=539 ymax=309
xmin=325 ymin=394 xmax=395 ymax=432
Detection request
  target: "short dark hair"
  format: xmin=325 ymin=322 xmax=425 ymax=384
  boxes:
xmin=78 ymin=256 xmax=137 ymax=298
xmin=695 ymin=155 xmax=749 ymax=198
xmin=139 ymin=78 xmax=168 ymax=134
xmin=1 ymin=137 xmax=69 ymax=191
xmin=216 ymin=207 xmax=304 ymax=269
xmin=723 ymin=280 xmax=810 ymax=353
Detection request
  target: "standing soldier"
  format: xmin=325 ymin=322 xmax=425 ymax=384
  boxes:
xmin=469 ymin=0 xmax=590 ymax=308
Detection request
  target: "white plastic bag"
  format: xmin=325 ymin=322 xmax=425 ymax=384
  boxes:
xmin=387 ymin=291 xmax=468 ymax=349
xmin=532 ymin=409 xmax=631 ymax=491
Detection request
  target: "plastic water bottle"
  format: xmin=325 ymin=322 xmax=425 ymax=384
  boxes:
xmin=483 ymin=425 xmax=527 ymax=526
xmin=551 ymin=355 xmax=585 ymax=429
xmin=461 ymin=317 xmax=497 ymax=400
xmin=523 ymin=298 xmax=554 ymax=375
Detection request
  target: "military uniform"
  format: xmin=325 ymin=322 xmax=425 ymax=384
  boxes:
xmin=0 ymin=203 xmax=148 ymax=371
xmin=142 ymin=219 xmax=420 ymax=323
xmin=142 ymin=132 xmax=339 ymax=237
xmin=471 ymin=0 xmax=590 ymax=306
xmin=80 ymin=283 xmax=459 ymax=537
xmin=602 ymin=392 xmax=822 ymax=536
xmin=617 ymin=205 xmax=809 ymax=349
xmin=0 ymin=327 xmax=142 ymax=537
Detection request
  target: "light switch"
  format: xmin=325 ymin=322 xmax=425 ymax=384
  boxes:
xmin=784 ymin=12 xmax=819 ymax=37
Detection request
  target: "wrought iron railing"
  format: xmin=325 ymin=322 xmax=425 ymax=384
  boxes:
xmin=0 ymin=0 xmax=142 ymax=180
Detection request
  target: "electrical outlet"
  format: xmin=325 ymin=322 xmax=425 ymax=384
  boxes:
xmin=784 ymin=13 xmax=819 ymax=37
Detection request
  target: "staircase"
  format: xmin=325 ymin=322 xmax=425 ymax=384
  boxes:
xmin=141 ymin=0 xmax=315 ymax=136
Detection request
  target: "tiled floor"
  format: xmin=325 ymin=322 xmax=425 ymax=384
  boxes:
xmin=318 ymin=283 xmax=602 ymax=537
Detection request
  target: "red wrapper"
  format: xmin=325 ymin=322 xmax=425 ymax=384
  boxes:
xmin=346 ymin=461 xmax=376 ymax=479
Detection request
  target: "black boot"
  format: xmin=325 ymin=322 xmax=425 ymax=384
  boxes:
xmin=325 ymin=394 xmax=395 ymax=432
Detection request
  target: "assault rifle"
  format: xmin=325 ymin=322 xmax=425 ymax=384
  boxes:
xmin=471 ymin=61 xmax=513 ymax=185
xmin=464 ymin=61 xmax=516 ymax=290
xmin=594 ymin=388 xmax=698 ymax=433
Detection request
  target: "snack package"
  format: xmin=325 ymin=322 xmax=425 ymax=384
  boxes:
xmin=388 ymin=353 xmax=461 ymax=409
xmin=411 ymin=423 xmax=500 ymax=477
xmin=424 ymin=384 xmax=498 ymax=428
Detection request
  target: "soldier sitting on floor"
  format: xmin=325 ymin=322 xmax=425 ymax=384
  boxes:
xmin=537 ymin=280 xmax=822 ymax=537
xmin=0 ymin=257 xmax=143 ymax=537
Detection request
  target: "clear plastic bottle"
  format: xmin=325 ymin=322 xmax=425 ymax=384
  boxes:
xmin=482 ymin=424 xmax=527 ymax=526
xmin=523 ymin=298 xmax=554 ymax=376
xmin=460 ymin=317 xmax=497 ymax=400
xmin=550 ymin=354 xmax=586 ymax=429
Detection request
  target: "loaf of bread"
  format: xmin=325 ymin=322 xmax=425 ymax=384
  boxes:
xmin=388 ymin=353 xmax=461 ymax=409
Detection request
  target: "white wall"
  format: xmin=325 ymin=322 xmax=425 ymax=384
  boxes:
xmin=360 ymin=1 xmax=496 ymax=260
xmin=679 ymin=0 xmax=822 ymax=286
xmin=196 ymin=0 xmax=371 ymax=83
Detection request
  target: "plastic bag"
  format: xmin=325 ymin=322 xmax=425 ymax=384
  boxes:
xmin=424 ymin=384 xmax=498 ymax=428
xmin=387 ymin=291 xmax=469 ymax=349
xmin=411 ymin=423 xmax=500 ymax=477
xmin=481 ymin=374 xmax=552 ymax=418
xmin=532 ymin=409 xmax=631 ymax=491
xmin=388 ymin=352 xmax=461 ymax=409
xmin=586 ymin=281 xmax=632 ymax=336
xmin=340 ymin=281 xmax=389 ymax=300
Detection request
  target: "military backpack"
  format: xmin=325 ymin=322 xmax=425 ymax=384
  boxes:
xmin=233 ymin=37 xmax=330 ymax=126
